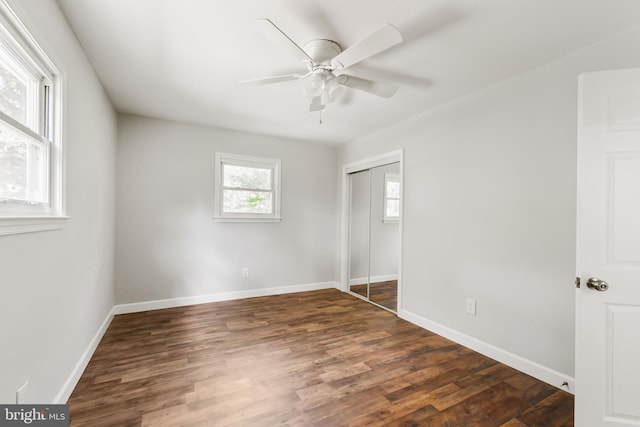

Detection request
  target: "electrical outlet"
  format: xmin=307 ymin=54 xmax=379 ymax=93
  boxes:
xmin=16 ymin=380 xmax=28 ymax=404
xmin=466 ymin=298 xmax=476 ymax=316
xmin=241 ymin=267 xmax=249 ymax=278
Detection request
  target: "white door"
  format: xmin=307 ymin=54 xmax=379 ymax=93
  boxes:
xmin=575 ymin=68 xmax=640 ymax=426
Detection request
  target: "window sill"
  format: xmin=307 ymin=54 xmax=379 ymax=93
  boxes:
xmin=214 ymin=216 xmax=283 ymax=223
xmin=382 ymin=218 xmax=399 ymax=224
xmin=0 ymin=216 xmax=70 ymax=236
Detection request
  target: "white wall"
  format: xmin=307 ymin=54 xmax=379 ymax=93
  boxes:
xmin=115 ymin=114 xmax=337 ymax=304
xmin=0 ymin=0 xmax=117 ymax=403
xmin=338 ymin=26 xmax=640 ymax=379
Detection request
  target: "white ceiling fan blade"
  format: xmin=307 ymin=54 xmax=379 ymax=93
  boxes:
xmin=258 ymin=18 xmax=314 ymax=63
xmin=239 ymin=74 xmax=303 ymax=85
xmin=339 ymin=75 xmax=399 ymax=98
xmin=330 ymin=24 xmax=402 ymax=70
xmin=309 ymin=96 xmax=325 ymax=112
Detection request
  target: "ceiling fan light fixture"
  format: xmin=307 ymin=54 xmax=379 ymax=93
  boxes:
xmin=303 ymin=70 xmax=344 ymax=105
xmin=303 ymin=70 xmax=325 ymax=100
xmin=325 ymin=76 xmax=344 ymax=103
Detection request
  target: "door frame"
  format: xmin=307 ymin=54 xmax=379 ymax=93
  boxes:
xmin=340 ymin=149 xmax=404 ymax=313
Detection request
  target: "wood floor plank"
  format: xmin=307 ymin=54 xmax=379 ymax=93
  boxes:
xmin=421 ymin=382 xmax=529 ymax=426
xmin=515 ymin=390 xmax=575 ymax=427
xmin=68 ymin=289 xmax=573 ymax=426
xmin=500 ymin=417 xmax=530 ymax=426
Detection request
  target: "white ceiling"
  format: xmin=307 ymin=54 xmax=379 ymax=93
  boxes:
xmin=57 ymin=0 xmax=640 ymax=145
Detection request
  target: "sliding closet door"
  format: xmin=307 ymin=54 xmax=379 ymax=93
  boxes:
xmin=348 ymin=170 xmax=371 ymax=299
xmin=369 ymin=163 xmax=400 ymax=311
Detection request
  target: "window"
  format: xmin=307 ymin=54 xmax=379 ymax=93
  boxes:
xmin=214 ymin=153 xmax=281 ymax=222
xmin=0 ymin=1 xmax=65 ymax=235
xmin=383 ymin=173 xmax=400 ymax=223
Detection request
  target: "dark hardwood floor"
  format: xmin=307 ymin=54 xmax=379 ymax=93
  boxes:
xmin=68 ymin=289 xmax=573 ymax=426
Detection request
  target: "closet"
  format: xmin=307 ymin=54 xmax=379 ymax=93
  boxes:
xmin=348 ymin=162 xmax=400 ymax=312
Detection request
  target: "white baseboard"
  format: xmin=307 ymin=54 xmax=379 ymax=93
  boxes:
xmin=53 ymin=307 xmax=115 ymax=404
xmin=398 ymin=309 xmax=575 ymax=394
xmin=113 ymin=281 xmax=340 ymax=315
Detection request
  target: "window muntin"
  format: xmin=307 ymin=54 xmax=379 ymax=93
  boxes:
xmin=215 ymin=153 xmax=281 ymax=222
xmin=383 ymin=173 xmax=400 ymax=222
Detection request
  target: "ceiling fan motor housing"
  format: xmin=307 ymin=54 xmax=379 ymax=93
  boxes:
xmin=303 ymin=39 xmax=342 ymax=66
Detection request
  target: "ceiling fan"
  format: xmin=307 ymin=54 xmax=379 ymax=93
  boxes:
xmin=240 ymin=19 xmax=403 ymax=117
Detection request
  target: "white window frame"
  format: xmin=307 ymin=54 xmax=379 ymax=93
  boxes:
xmin=383 ymin=172 xmax=400 ymax=223
xmin=214 ymin=152 xmax=281 ymax=223
xmin=0 ymin=0 xmax=66 ymax=236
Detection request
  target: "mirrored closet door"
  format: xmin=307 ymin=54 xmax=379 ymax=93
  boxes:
xmin=348 ymin=162 xmax=400 ymax=312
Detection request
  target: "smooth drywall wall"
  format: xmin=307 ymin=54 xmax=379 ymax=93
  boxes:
xmin=116 ymin=115 xmax=337 ymax=304
xmin=0 ymin=0 xmax=116 ymax=403
xmin=338 ymin=26 xmax=640 ymax=378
